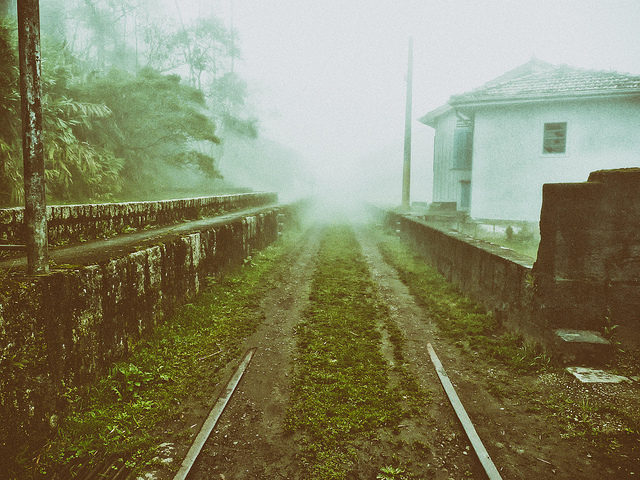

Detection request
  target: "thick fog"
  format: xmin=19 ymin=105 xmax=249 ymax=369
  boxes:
xmin=164 ymin=0 xmax=640 ymax=209
xmin=2 ymin=0 xmax=640 ymax=211
xmin=221 ymin=1 xmax=640 ymax=205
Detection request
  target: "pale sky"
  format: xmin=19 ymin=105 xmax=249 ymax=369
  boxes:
xmin=179 ymin=0 xmax=640 ymax=202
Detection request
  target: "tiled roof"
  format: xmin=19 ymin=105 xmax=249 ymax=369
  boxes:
xmin=449 ymin=62 xmax=640 ymax=105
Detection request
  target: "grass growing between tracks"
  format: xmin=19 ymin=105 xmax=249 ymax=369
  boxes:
xmin=376 ymin=230 xmax=549 ymax=374
xmin=285 ymin=225 xmax=427 ymax=480
xmin=33 ymin=232 xmax=302 ymax=479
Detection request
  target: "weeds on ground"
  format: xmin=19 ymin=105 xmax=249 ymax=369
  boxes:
xmin=542 ymin=390 xmax=639 ymax=445
xmin=379 ymin=301 xmax=431 ymax=415
xmin=34 ymin=232 xmax=300 ymax=478
xmin=378 ymin=229 xmax=640 ymax=470
xmin=285 ymin=226 xmax=421 ymax=480
xmin=376 ymin=231 xmax=549 ymax=374
xmin=377 ymin=465 xmax=409 ymax=480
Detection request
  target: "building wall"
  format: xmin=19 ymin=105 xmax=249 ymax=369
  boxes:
xmin=470 ymin=96 xmax=640 ymax=220
xmin=432 ymin=110 xmax=472 ymax=207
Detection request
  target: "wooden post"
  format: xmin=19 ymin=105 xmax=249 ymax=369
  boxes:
xmin=17 ymin=0 xmax=49 ymax=274
xmin=402 ymin=37 xmax=413 ymax=209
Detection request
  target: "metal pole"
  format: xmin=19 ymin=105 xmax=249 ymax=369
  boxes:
xmin=402 ymin=37 xmax=413 ymax=210
xmin=17 ymin=0 xmax=49 ymax=274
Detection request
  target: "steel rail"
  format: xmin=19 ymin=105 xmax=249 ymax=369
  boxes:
xmin=427 ymin=343 xmax=503 ymax=480
xmin=172 ymin=348 xmax=256 ymax=480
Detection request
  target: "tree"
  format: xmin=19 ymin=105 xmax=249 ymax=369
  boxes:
xmin=0 ymin=1 xmax=260 ymax=204
xmin=208 ymin=72 xmax=258 ymax=138
xmin=0 ymin=19 xmax=19 ymax=205
xmin=0 ymin=21 xmax=125 ymax=204
xmin=169 ymin=16 xmax=236 ymax=89
xmin=75 ymin=67 xmax=221 ymax=196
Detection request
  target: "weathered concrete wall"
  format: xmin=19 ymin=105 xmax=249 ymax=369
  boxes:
xmin=385 ymin=212 xmax=537 ymax=336
xmin=533 ymin=168 xmax=640 ymax=340
xmin=0 ymin=202 xmax=298 ymax=458
xmin=386 ymin=168 xmax=640 ymax=355
xmin=0 ymin=192 xmax=277 ymax=245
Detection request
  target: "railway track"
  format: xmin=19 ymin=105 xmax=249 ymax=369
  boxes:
xmin=55 ymin=224 xmax=639 ymax=479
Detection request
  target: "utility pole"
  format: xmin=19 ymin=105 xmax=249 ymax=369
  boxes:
xmin=18 ymin=0 xmax=49 ymax=274
xmin=229 ymin=0 xmax=235 ymax=73
xmin=401 ymin=37 xmax=413 ymax=210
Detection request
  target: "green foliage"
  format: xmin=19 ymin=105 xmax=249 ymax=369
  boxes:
xmin=0 ymin=18 xmax=19 ymax=206
xmin=377 ymin=465 xmax=409 ymax=480
xmin=73 ymin=67 xmax=221 ymax=196
xmin=286 ymin=226 xmax=404 ymax=479
xmin=0 ymin=21 xmax=125 ymax=204
xmin=0 ymin=1 xmax=259 ymax=206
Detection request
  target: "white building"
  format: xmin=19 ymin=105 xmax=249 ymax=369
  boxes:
xmin=420 ymin=59 xmax=640 ymax=221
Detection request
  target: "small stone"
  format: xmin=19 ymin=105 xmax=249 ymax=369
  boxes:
xmin=49 ymin=414 xmax=59 ymax=428
xmin=136 ymin=474 xmax=157 ymax=480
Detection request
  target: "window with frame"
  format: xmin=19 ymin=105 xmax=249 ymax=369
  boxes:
xmin=453 ymin=120 xmax=473 ymax=169
xmin=542 ymin=122 xmax=567 ymax=154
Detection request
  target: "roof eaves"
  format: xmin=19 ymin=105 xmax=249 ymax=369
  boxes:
xmin=449 ymin=89 xmax=640 ymax=108
xmin=418 ymin=104 xmax=453 ymax=127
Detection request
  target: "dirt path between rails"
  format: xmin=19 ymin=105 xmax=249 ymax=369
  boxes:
xmin=355 ymin=229 xmax=482 ymax=479
xmin=186 ymin=228 xmax=321 ymax=479
xmin=357 ymin=228 xmax=573 ymax=479
xmin=185 ymin=226 xmax=482 ymax=480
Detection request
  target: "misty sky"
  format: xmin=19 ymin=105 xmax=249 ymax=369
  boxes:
xmin=175 ymin=0 xmax=640 ymax=202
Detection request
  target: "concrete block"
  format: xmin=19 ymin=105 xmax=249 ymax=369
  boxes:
xmin=552 ymin=329 xmax=613 ymax=365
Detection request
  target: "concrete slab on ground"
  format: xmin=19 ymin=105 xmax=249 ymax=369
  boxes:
xmin=566 ymin=367 xmax=631 ymax=384
xmin=555 ymin=329 xmax=609 ymax=344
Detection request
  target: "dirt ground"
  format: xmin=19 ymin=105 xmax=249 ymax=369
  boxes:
xmin=140 ymin=223 xmax=639 ymax=480
xmin=184 ymin=229 xmax=321 ymax=479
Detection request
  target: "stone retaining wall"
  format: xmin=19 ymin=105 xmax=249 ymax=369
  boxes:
xmin=385 ymin=212 xmax=538 ymax=335
xmin=0 ymin=202 xmax=300 ymax=460
xmin=385 ymin=167 xmax=640 ymax=352
xmin=0 ymin=192 xmax=277 ymax=246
